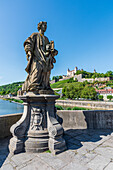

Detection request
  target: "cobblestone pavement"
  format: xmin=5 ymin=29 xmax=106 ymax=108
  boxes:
xmin=1 ymin=129 xmax=113 ymax=170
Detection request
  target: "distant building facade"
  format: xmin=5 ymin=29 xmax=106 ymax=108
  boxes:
xmin=74 ymin=74 xmax=111 ymax=83
xmin=96 ymin=87 xmax=113 ymax=101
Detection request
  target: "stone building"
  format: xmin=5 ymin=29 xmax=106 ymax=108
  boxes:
xmin=96 ymin=87 xmax=113 ymax=101
xmin=74 ymin=74 xmax=111 ymax=83
xmin=67 ymin=67 xmax=78 ymax=77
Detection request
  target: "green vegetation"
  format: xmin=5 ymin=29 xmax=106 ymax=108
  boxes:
xmin=52 ymin=75 xmax=63 ymax=80
xmin=4 ymin=98 xmax=23 ymax=104
xmin=0 ymin=81 xmax=24 ymax=96
xmin=55 ymin=105 xmax=64 ymax=110
xmin=62 ymin=82 xmax=97 ymax=100
xmin=107 ymin=95 xmax=113 ymax=101
xmin=45 ymin=150 xmax=51 ymax=153
xmin=54 ymin=91 xmax=60 ymax=96
xmin=81 ymin=86 xmax=97 ymax=100
xmin=55 ymin=105 xmax=90 ymax=110
xmin=1 ymin=69 xmax=113 ymax=99
xmin=106 ymin=80 xmax=113 ymax=87
xmin=72 ymin=106 xmax=90 ymax=110
xmin=66 ymin=107 xmax=71 ymax=110
xmin=98 ymin=95 xmax=103 ymax=100
xmin=51 ymin=78 xmax=77 ymax=88
xmin=51 ymin=79 xmax=69 ymax=88
xmin=75 ymin=70 xmax=113 ymax=78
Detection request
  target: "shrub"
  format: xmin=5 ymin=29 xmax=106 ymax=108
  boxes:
xmin=55 ymin=105 xmax=64 ymax=110
xmin=98 ymin=95 xmax=103 ymax=100
xmin=66 ymin=107 xmax=71 ymax=110
xmin=107 ymin=95 xmax=113 ymax=101
xmin=72 ymin=106 xmax=89 ymax=110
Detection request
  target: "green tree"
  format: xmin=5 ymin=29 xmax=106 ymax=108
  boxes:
xmin=0 ymin=90 xmax=6 ymax=95
xmin=105 ymin=71 xmax=113 ymax=77
xmin=59 ymin=75 xmax=63 ymax=79
xmin=81 ymin=86 xmax=97 ymax=100
xmin=62 ymin=82 xmax=84 ymax=99
xmin=98 ymin=95 xmax=103 ymax=100
xmin=107 ymin=95 xmax=112 ymax=101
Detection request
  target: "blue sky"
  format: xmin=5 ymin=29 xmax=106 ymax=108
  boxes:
xmin=0 ymin=0 xmax=113 ymax=85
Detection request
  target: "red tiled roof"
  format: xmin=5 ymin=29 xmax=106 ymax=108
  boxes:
xmin=96 ymin=89 xmax=113 ymax=94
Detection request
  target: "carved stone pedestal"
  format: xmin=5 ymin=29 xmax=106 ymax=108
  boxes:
xmin=9 ymin=94 xmax=66 ymax=155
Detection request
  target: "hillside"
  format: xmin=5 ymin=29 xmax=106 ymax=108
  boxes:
xmin=50 ymin=77 xmax=79 ymax=88
xmin=0 ymin=81 xmax=24 ymax=95
xmin=1 ymin=75 xmax=113 ymax=97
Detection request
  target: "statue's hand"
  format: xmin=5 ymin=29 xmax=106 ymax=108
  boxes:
xmin=27 ymin=51 xmax=32 ymax=61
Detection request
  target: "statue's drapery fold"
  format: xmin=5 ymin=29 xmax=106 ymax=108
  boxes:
xmin=22 ymin=31 xmax=57 ymax=94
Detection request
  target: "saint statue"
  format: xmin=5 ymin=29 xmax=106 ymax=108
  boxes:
xmin=22 ymin=21 xmax=58 ymax=94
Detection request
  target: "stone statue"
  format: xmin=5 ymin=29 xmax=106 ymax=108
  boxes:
xmin=9 ymin=22 xmax=66 ymax=155
xmin=22 ymin=21 xmax=58 ymax=94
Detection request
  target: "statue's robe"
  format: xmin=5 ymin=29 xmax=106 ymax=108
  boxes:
xmin=22 ymin=33 xmax=52 ymax=93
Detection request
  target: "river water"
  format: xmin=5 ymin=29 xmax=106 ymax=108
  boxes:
xmin=0 ymin=99 xmax=24 ymax=115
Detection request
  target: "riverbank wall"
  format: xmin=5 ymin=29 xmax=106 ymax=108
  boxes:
xmin=56 ymin=100 xmax=113 ymax=110
xmin=1 ymin=110 xmax=113 ymax=139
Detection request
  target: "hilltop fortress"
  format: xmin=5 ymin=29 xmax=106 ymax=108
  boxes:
xmin=50 ymin=66 xmax=112 ymax=84
xmin=65 ymin=66 xmax=111 ymax=83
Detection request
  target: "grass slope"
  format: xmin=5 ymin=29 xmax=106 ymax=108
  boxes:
xmin=50 ymin=79 xmax=69 ymax=88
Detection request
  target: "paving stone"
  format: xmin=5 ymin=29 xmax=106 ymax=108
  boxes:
xmin=77 ymin=143 xmax=97 ymax=155
xmin=67 ymin=142 xmax=80 ymax=150
xmin=86 ymin=155 xmax=110 ymax=170
xmin=20 ymin=157 xmax=54 ymax=170
xmin=104 ymin=162 xmax=113 ymax=170
xmin=80 ymin=134 xmax=91 ymax=140
xmin=57 ymin=150 xmax=76 ymax=163
xmin=90 ymin=136 xmax=108 ymax=146
xmin=64 ymin=130 xmax=83 ymax=136
xmin=16 ymin=163 xmax=28 ymax=170
xmin=74 ymin=135 xmax=86 ymax=141
xmin=62 ymin=161 xmax=88 ymax=170
xmin=11 ymin=153 xmax=36 ymax=167
xmin=1 ymin=130 xmax=113 ymax=170
xmin=101 ymin=138 xmax=113 ymax=148
xmin=76 ymin=147 xmax=88 ymax=155
xmin=82 ymin=142 xmax=98 ymax=150
xmin=1 ymin=163 xmax=14 ymax=170
xmin=94 ymin=146 xmax=113 ymax=159
xmin=67 ymin=138 xmax=82 ymax=147
xmin=2 ymin=157 xmax=10 ymax=166
xmin=37 ymin=153 xmax=68 ymax=170
xmin=78 ymin=152 xmax=97 ymax=165
xmin=63 ymin=135 xmax=71 ymax=141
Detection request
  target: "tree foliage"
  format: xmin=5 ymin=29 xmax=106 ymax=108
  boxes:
xmin=52 ymin=75 xmax=63 ymax=80
xmin=0 ymin=81 xmax=24 ymax=96
xmin=62 ymin=83 xmax=97 ymax=100
xmin=98 ymin=95 xmax=103 ymax=100
xmin=81 ymin=86 xmax=97 ymax=100
xmin=75 ymin=70 xmax=113 ymax=78
xmin=107 ymin=95 xmax=113 ymax=101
